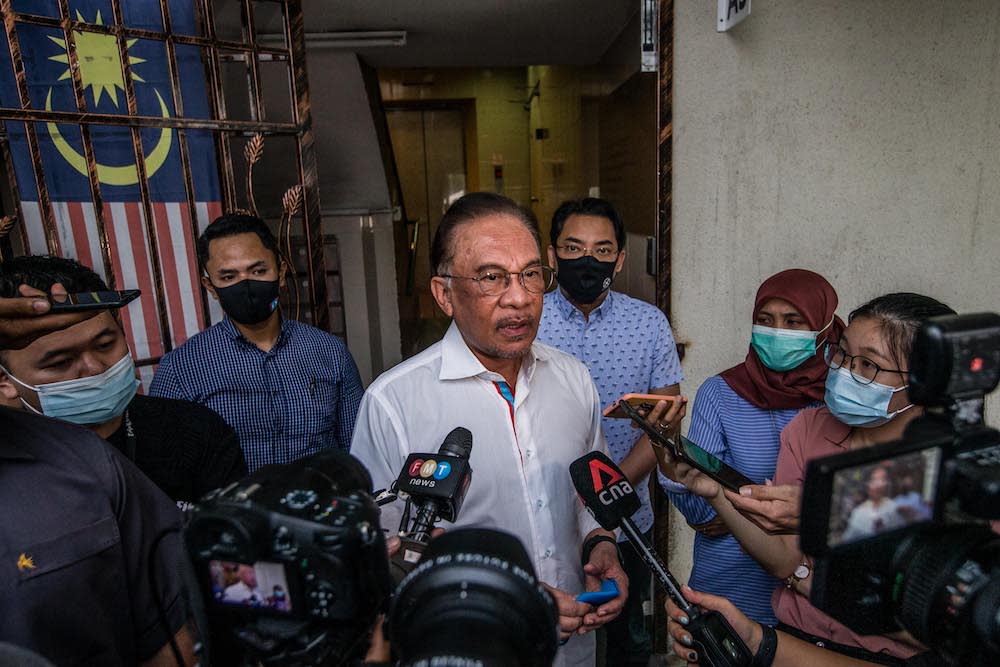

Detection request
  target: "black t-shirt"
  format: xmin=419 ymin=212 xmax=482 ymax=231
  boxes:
xmin=0 ymin=407 xmax=186 ymax=665
xmin=106 ymin=394 xmax=247 ymax=505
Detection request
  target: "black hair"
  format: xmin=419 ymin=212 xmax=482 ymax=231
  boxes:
xmin=196 ymin=213 xmax=280 ymax=269
xmin=431 ymin=192 xmax=540 ymax=275
xmin=848 ymin=293 xmax=956 ymax=369
xmin=549 ymin=197 xmax=626 ymax=249
xmin=0 ymin=255 xmax=108 ymax=297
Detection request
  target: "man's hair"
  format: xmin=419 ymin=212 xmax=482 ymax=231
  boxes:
xmin=550 ymin=197 xmax=626 ymax=249
xmin=849 ymin=293 xmax=956 ymax=369
xmin=431 ymin=192 xmax=540 ymax=276
xmin=196 ymin=213 xmax=280 ymax=269
xmin=0 ymin=255 xmax=108 ymax=297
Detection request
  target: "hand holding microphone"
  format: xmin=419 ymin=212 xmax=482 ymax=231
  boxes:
xmin=570 ymin=451 xmax=754 ymax=666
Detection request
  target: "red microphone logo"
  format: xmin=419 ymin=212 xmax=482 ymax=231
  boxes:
xmin=408 ymin=459 xmax=425 ymax=477
xmin=590 ymin=458 xmax=634 ymax=506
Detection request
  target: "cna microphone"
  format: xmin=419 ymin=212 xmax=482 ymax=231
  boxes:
xmin=389 ymin=427 xmax=474 ymax=582
xmin=569 ymin=452 xmax=753 ymax=667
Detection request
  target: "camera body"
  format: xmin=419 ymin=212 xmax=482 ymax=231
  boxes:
xmin=184 ymin=450 xmax=392 ymax=665
xmin=800 ymin=313 xmax=1000 ymax=664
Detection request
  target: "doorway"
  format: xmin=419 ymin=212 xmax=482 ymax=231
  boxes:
xmin=385 ymin=105 xmax=470 ymax=357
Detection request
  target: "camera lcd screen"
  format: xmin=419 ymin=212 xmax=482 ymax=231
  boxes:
xmin=826 ymin=447 xmax=941 ymax=548
xmin=209 ymin=559 xmax=293 ymax=614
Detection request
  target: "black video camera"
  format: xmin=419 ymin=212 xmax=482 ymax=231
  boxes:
xmin=184 ymin=449 xmax=392 ymax=666
xmin=800 ymin=313 xmax=1000 ymax=665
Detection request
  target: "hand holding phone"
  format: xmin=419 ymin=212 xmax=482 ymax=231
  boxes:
xmin=603 ymin=393 xmax=678 ymax=419
xmin=47 ymin=289 xmax=141 ymax=313
xmin=576 ymin=578 xmax=620 ymax=605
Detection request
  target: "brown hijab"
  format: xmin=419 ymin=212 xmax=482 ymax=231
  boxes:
xmin=720 ymin=268 xmax=844 ymax=409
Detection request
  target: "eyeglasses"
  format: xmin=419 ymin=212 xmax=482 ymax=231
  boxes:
xmin=555 ymin=243 xmax=619 ymax=263
xmin=440 ymin=265 xmax=555 ymax=296
xmin=823 ymin=342 xmax=906 ymax=386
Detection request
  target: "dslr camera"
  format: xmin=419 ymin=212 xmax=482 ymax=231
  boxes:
xmin=184 ymin=449 xmax=392 ymax=666
xmin=800 ymin=313 xmax=1000 ymax=665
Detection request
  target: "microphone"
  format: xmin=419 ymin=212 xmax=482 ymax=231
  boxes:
xmin=389 ymin=427 xmax=474 ymax=581
xmin=570 ymin=452 xmax=754 ymax=667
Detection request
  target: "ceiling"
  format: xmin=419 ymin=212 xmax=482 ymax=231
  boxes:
xmin=257 ymin=1 xmax=639 ymax=68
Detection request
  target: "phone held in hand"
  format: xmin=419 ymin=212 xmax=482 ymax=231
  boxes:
xmin=47 ymin=289 xmax=141 ymax=313
xmin=615 ymin=399 xmax=755 ymax=492
xmin=603 ymin=393 xmax=678 ymax=419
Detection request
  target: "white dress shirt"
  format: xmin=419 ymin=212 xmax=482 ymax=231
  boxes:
xmin=351 ymin=322 xmax=608 ymax=666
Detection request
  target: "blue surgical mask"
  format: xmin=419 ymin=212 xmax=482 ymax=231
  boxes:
xmin=2 ymin=353 xmax=138 ymax=425
xmin=750 ymin=318 xmax=832 ymax=371
xmin=824 ymin=366 xmax=913 ymax=428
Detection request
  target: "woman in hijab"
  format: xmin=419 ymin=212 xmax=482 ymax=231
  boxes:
xmin=658 ymin=268 xmax=842 ymax=625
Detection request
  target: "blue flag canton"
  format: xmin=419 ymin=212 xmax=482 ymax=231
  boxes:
xmin=0 ymin=0 xmax=219 ymax=203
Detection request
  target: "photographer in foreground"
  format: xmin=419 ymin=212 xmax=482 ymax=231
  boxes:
xmin=659 ymin=293 xmax=955 ymax=663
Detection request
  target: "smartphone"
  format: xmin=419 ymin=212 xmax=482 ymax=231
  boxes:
xmin=603 ymin=393 xmax=679 ymax=419
xmin=47 ymin=289 xmax=141 ymax=313
xmin=576 ymin=578 xmax=620 ymax=605
xmin=616 ymin=399 xmax=755 ymax=492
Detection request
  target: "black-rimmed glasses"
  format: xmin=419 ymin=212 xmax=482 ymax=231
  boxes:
xmin=823 ymin=342 xmax=906 ymax=385
xmin=439 ymin=265 xmax=555 ymax=296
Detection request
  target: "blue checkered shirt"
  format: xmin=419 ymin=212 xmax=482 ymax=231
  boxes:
xmin=150 ymin=317 xmax=364 ymax=472
xmin=537 ymin=288 xmax=684 ymax=534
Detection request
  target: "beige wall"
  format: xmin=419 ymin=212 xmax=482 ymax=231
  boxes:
xmin=669 ymin=1 xmax=1000 ymax=578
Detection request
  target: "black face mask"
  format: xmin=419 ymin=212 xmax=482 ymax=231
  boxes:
xmin=214 ymin=278 xmax=280 ymax=325
xmin=555 ymin=255 xmax=617 ymax=304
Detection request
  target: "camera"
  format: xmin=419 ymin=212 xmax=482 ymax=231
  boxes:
xmin=388 ymin=527 xmax=559 ymax=667
xmin=184 ymin=449 xmax=392 ymax=666
xmin=800 ymin=313 xmax=1000 ymax=665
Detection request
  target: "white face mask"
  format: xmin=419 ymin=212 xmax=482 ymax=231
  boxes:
xmin=1 ymin=353 xmax=138 ymax=425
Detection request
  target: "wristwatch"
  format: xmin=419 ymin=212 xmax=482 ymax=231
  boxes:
xmin=783 ymin=560 xmax=811 ymax=588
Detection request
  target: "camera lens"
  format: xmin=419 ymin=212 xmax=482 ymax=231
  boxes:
xmin=389 ymin=528 xmax=559 ymax=667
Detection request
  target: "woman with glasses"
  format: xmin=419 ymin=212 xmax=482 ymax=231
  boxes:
xmin=664 ymin=292 xmax=955 ymax=664
xmin=658 ymin=268 xmax=842 ymax=626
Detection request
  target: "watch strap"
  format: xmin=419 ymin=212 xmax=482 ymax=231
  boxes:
xmin=581 ymin=534 xmax=619 ymax=566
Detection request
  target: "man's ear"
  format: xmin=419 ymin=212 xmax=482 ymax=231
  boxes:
xmin=614 ymin=248 xmax=627 ymax=276
xmin=430 ymin=277 xmax=454 ymax=318
xmin=201 ymin=274 xmax=219 ymax=301
xmin=547 ymin=245 xmax=558 ymax=271
xmin=0 ymin=365 xmax=21 ymax=401
xmin=278 ymin=260 xmax=288 ymax=288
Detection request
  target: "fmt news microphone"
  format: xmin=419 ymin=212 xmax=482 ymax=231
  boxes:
xmin=390 ymin=426 xmax=473 ymax=582
xmin=570 ymin=452 xmax=753 ymax=667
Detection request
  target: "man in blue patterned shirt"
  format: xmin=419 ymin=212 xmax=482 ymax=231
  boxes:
xmin=537 ymin=198 xmax=683 ymax=667
xmin=150 ymin=214 xmax=364 ymax=472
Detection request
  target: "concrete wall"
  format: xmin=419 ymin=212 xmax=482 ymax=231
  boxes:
xmin=668 ymin=1 xmax=1000 ymax=578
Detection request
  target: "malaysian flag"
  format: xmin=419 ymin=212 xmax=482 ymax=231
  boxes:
xmin=0 ymin=0 xmax=223 ymax=386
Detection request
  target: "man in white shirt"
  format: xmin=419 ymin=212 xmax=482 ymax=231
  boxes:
xmin=351 ymin=192 xmax=627 ymax=666
xmin=223 ymin=565 xmax=265 ymax=605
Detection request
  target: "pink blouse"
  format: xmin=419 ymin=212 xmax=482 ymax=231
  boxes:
xmin=770 ymin=406 xmax=918 ymax=659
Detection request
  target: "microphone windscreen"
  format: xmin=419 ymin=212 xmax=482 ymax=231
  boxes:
xmin=569 ymin=452 xmax=641 ymax=530
xmin=438 ymin=426 xmax=473 ymax=459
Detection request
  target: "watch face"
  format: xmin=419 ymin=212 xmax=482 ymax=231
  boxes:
xmin=794 ymin=564 xmax=811 ymax=579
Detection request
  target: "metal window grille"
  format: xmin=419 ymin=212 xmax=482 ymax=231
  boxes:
xmin=0 ymin=0 xmax=331 ymax=379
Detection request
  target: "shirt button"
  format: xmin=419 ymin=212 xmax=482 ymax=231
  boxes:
xmin=544 ymin=548 xmax=553 ymax=558
xmin=525 ymin=449 xmax=533 ymax=459
xmin=536 ymin=499 xmax=544 ymax=509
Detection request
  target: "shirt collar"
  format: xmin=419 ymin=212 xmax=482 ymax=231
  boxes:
xmin=550 ymin=286 xmax=615 ymax=322
xmin=820 ymin=406 xmax=853 ymax=449
xmin=438 ymin=320 xmax=549 ymax=382
xmin=220 ymin=315 xmax=293 ymax=349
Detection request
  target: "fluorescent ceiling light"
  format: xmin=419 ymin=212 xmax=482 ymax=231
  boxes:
xmin=259 ymin=30 xmax=407 ymax=49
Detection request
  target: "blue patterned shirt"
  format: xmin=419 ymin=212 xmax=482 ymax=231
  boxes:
xmin=538 ymin=288 xmax=684 ymax=534
xmin=150 ymin=317 xmax=364 ymax=472
xmin=659 ymin=376 xmax=811 ymax=625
